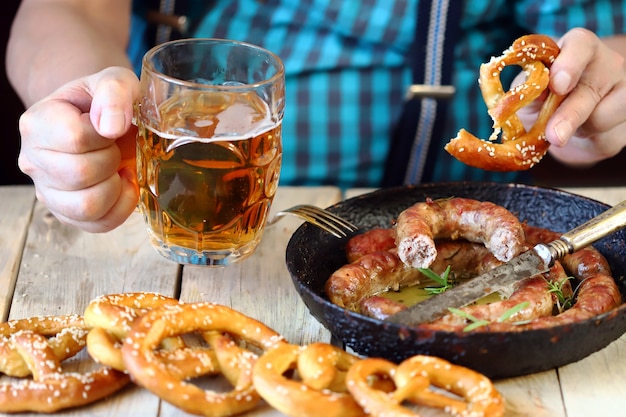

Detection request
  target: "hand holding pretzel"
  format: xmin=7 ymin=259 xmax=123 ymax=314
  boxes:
xmin=446 ymin=34 xmax=565 ymax=171
xmin=521 ymin=29 xmax=626 ymax=168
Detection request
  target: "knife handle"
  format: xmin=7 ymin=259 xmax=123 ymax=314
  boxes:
xmin=552 ymin=199 xmax=626 ymax=258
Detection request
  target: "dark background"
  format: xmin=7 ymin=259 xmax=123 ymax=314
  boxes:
xmin=1 ymin=2 xmax=623 ymax=187
xmin=2 ymin=1 xmax=30 ymax=185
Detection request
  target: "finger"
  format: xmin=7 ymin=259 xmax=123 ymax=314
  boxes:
xmin=547 ymin=132 xmax=622 ymax=166
xmin=546 ymin=39 xmax=624 ymax=145
xmin=19 ymin=97 xmax=115 ymax=156
xmin=19 ymin=145 xmax=121 ymax=193
xmin=18 ymin=113 xmax=129 ymax=191
xmin=88 ymin=67 xmax=140 ymax=139
xmin=549 ymin=28 xmax=597 ymax=95
xmin=581 ymin=78 xmax=626 ymax=133
xmin=36 ymin=169 xmax=139 ymax=233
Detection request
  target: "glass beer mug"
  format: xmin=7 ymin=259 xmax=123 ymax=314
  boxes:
xmin=135 ymin=38 xmax=285 ymax=266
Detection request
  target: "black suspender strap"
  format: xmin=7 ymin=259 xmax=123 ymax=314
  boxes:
xmin=382 ymin=0 xmax=461 ymax=186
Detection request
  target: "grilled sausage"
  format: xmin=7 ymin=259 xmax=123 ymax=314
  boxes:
xmin=395 ymin=197 xmax=525 ymax=268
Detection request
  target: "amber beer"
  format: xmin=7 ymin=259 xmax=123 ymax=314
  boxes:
xmin=135 ymin=39 xmax=285 ymax=265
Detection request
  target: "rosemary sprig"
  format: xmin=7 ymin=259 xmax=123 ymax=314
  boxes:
xmin=449 ymin=301 xmax=530 ymax=332
xmin=497 ymin=301 xmax=530 ymax=322
xmin=448 ymin=308 xmax=489 ymax=331
xmin=420 ymin=265 xmax=453 ymax=295
xmin=545 ymin=276 xmax=575 ymax=314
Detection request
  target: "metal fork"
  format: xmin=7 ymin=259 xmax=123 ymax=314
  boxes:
xmin=267 ymin=204 xmax=359 ymax=238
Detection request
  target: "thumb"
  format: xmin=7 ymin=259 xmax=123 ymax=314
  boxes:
xmin=88 ymin=67 xmax=140 ymax=139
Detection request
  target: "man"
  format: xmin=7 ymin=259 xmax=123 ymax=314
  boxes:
xmin=7 ymin=0 xmax=626 ymax=232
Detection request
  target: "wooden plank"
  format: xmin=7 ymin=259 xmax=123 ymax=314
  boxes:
xmin=347 ymin=186 xmax=626 ymax=206
xmin=561 ymin=186 xmax=626 ymax=206
xmin=496 ymin=371 xmax=565 ymax=417
xmin=0 ymin=186 xmax=35 ymax=321
xmin=9 ymin=204 xmax=179 ymax=319
xmin=558 ymin=342 xmax=626 ymax=417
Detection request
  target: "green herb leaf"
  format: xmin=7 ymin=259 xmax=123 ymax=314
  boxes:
xmin=420 ymin=265 xmax=453 ymax=295
xmin=497 ymin=301 xmax=530 ymax=323
xmin=448 ymin=307 xmax=490 ymax=332
xmin=463 ymin=320 xmax=490 ymax=332
xmin=449 ymin=301 xmax=531 ymax=332
xmin=545 ymin=276 xmax=575 ymax=314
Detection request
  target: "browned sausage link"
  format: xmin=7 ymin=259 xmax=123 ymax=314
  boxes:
xmin=430 ymin=226 xmax=620 ymax=331
xmin=425 ymin=263 xmax=568 ymax=331
xmin=345 ymin=228 xmax=396 ymax=263
xmin=363 ymin=274 xmax=559 ymax=327
xmin=560 ymin=249 xmax=612 ymax=280
xmin=359 ymin=296 xmax=405 ymax=320
xmin=349 ymin=223 xmax=620 ymax=331
xmin=572 ymin=274 xmax=622 ymax=314
xmin=326 ymin=240 xmax=493 ymax=312
xmin=522 ymin=224 xmax=611 ymax=279
xmin=434 ymin=277 xmax=553 ymax=328
xmin=325 ymin=250 xmax=424 ymax=311
xmin=524 ymin=224 xmax=620 ymax=310
xmin=517 ymin=274 xmax=622 ymax=331
xmin=395 ymin=197 xmax=525 ymax=268
xmin=358 ymin=241 xmax=499 ymax=321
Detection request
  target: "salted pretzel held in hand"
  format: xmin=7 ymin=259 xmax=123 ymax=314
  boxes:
xmin=445 ymin=34 xmax=565 ymax=171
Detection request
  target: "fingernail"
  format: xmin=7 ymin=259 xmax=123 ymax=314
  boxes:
xmin=99 ymin=110 xmax=126 ymax=136
xmin=552 ymin=71 xmax=572 ymax=95
xmin=553 ymin=120 xmax=572 ymax=146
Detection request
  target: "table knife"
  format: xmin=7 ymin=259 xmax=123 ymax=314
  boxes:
xmin=386 ymin=199 xmax=626 ymax=326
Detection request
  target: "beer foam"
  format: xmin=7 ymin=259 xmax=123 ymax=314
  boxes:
xmin=144 ymin=96 xmax=278 ymax=152
xmin=214 ymin=101 xmax=271 ymax=136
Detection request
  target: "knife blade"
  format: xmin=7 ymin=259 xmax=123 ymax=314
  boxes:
xmin=386 ymin=198 xmax=626 ymax=326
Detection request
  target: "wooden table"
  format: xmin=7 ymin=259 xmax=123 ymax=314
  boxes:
xmin=1 ymin=184 xmax=625 ymax=417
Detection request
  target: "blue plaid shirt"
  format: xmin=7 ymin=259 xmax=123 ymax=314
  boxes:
xmin=130 ymin=0 xmax=626 ymax=188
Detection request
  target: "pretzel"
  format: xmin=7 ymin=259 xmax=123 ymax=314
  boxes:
xmin=445 ymin=34 xmax=565 ymax=171
xmin=0 ymin=315 xmax=130 ymax=413
xmin=346 ymin=355 xmax=504 ymax=417
xmin=121 ymin=302 xmax=286 ymax=417
xmin=0 ymin=314 xmax=87 ymax=377
xmin=253 ymin=342 xmax=366 ymax=417
xmin=84 ymin=292 xmax=219 ymax=378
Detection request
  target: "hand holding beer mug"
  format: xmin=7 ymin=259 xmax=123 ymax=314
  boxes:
xmin=135 ymin=38 xmax=285 ymax=266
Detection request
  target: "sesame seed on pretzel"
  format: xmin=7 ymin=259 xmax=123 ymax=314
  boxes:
xmin=121 ymin=302 xmax=286 ymax=417
xmin=0 ymin=314 xmax=87 ymax=377
xmin=253 ymin=342 xmax=366 ymax=417
xmin=84 ymin=292 xmax=220 ymax=378
xmin=445 ymin=34 xmax=565 ymax=171
xmin=346 ymin=355 xmax=504 ymax=417
xmin=0 ymin=315 xmax=129 ymax=413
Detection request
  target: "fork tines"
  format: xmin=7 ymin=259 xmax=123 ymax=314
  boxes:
xmin=288 ymin=205 xmax=358 ymax=238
